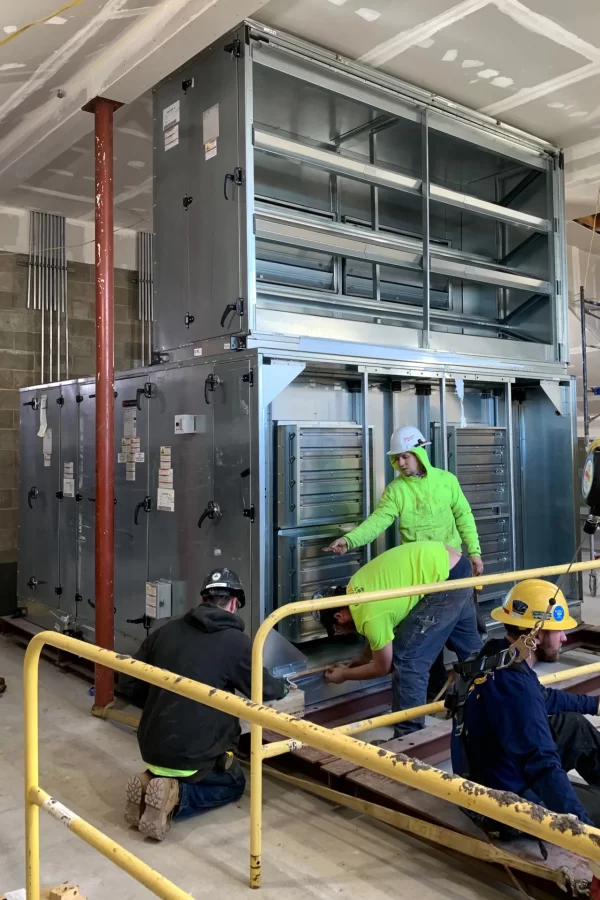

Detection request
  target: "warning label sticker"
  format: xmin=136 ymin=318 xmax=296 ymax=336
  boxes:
xmin=164 ymin=124 xmax=179 ymax=151
xmin=157 ymin=487 xmax=175 ymax=512
xmin=163 ymin=100 xmax=180 ymax=130
xmin=205 ymin=138 xmax=217 ymax=161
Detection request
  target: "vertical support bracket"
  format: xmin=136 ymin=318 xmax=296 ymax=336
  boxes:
xmin=440 ymin=376 xmax=448 ymax=470
xmin=83 ymin=96 xmax=123 ymax=710
xmin=361 ymin=371 xmax=371 ymax=563
xmin=506 ymin=381 xmax=518 ymax=570
xmin=422 ymin=108 xmax=431 ymax=349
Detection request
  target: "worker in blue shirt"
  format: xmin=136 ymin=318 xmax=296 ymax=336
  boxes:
xmin=451 ymin=579 xmax=600 ymax=827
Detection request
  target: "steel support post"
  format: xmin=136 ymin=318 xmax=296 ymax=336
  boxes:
xmin=84 ymin=96 xmax=122 ymax=707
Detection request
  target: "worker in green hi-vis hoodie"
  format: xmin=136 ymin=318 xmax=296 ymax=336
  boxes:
xmin=327 ymin=425 xmax=483 ymax=573
xmin=325 ymin=425 xmax=486 ymax=715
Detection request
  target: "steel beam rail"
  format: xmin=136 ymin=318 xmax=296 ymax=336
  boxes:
xmin=253 ymin=130 xmax=549 ymax=232
xmin=250 ymin=556 xmax=600 ymax=887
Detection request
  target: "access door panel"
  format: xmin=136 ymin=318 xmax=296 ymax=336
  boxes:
xmin=186 ymin=37 xmax=245 ymax=341
xmin=113 ymin=374 xmax=152 ymax=641
xmin=147 ymin=363 xmax=215 ymax=614
xmin=212 ymin=357 xmax=253 ymax=630
xmin=58 ymin=382 xmax=81 ymax=621
xmin=18 ymin=387 xmax=61 ymax=616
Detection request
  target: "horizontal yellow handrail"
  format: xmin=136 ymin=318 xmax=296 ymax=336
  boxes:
xmin=24 ymin=629 xmax=600 ymax=896
xmin=249 ymin=555 xmax=600 ymax=886
xmin=263 ymin=657 xmax=600 ymax=759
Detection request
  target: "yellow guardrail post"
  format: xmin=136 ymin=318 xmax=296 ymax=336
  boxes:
xmin=250 ymin=556 xmax=600 ymax=887
xmin=24 ymin=625 xmax=41 ymax=900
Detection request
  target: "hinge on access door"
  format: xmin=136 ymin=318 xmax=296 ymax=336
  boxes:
xmin=242 ymin=370 xmax=253 ymax=386
xmin=224 ymin=38 xmax=243 ymax=58
xmin=243 ymin=505 xmax=255 ymax=522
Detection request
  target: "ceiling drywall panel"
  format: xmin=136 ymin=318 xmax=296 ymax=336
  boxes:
xmin=389 ymin=5 xmax=591 ymax=108
xmin=257 ymin=0 xmax=457 ymax=62
xmin=523 ymin=0 xmax=600 ymax=44
xmin=490 ymin=74 xmax=600 ymax=145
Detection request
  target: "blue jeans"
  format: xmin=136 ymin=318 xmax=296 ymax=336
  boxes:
xmin=392 ymin=575 xmax=482 ymax=737
xmin=174 ymin=761 xmax=246 ymax=821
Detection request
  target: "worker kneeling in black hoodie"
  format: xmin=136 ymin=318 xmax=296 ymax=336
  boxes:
xmin=120 ymin=567 xmax=287 ymax=841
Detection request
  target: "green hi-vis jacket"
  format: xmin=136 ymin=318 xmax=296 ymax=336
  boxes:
xmin=344 ymin=446 xmax=481 ymax=557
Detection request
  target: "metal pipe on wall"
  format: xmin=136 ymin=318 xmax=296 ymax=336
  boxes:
xmin=85 ymin=96 xmax=121 ymax=709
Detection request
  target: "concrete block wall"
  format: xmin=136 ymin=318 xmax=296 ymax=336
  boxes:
xmin=0 ymin=250 xmax=142 ymax=606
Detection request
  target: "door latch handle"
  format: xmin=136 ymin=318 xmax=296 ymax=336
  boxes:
xmin=87 ymin=598 xmax=116 ymax=613
xmin=28 ymin=486 xmax=39 ymax=509
xmin=23 ymin=398 xmax=40 ymax=410
xmin=223 ymin=167 xmax=243 ymax=200
xmin=220 ymin=298 xmax=244 ymax=328
xmin=134 ymin=495 xmax=152 ymax=525
xmin=122 ymin=382 xmax=153 ymax=410
xmin=198 ymin=500 xmax=221 ymax=528
xmin=204 ymin=373 xmax=222 ymax=404
xmin=27 ymin=576 xmax=46 ymax=590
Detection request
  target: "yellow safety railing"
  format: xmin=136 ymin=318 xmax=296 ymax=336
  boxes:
xmin=250 ymin=556 xmax=600 ymax=887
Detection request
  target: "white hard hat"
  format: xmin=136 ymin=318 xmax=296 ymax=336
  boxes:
xmin=387 ymin=425 xmax=430 ymax=456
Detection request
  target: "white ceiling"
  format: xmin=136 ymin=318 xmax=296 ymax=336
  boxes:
xmin=4 ymin=0 xmax=600 ymax=225
xmin=4 ymin=0 xmax=600 ymax=422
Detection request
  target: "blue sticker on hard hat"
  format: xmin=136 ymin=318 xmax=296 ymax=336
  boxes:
xmin=553 ymin=606 xmax=565 ymax=622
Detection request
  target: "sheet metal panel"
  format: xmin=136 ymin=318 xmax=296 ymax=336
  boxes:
xmin=147 ymin=363 xmax=215 ymax=618
xmin=18 ymin=386 xmax=61 ymax=615
xmin=58 ymin=382 xmax=80 ymax=620
xmin=212 ymin=357 xmax=254 ymax=632
xmin=185 ymin=34 xmax=245 ymax=344
xmin=77 ymin=381 xmax=96 ymax=636
xmin=113 ymin=373 xmax=152 ymax=641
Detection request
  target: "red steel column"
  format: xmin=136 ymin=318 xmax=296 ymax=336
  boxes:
xmin=85 ymin=96 xmax=122 ymax=707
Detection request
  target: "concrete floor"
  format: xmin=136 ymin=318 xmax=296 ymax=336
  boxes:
xmin=0 ymin=637 xmax=523 ymax=900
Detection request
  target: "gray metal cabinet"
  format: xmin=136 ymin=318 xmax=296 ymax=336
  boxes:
xmin=18 ymin=386 xmax=61 ymax=613
xmin=185 ymin=35 xmax=246 ymax=343
xmin=113 ymin=373 xmax=152 ymax=640
xmin=212 ymin=357 xmax=253 ymax=629
xmin=58 ymin=382 xmax=81 ymax=620
xmin=147 ymin=363 xmax=215 ymax=615
xmin=153 ymin=70 xmax=190 ymax=352
xmin=76 ymin=382 xmax=96 ymax=635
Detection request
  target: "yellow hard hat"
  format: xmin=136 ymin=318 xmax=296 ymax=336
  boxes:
xmin=490 ymin=579 xmax=577 ymax=631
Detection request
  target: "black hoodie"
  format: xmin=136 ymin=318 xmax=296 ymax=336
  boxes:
xmin=120 ymin=604 xmax=286 ymax=776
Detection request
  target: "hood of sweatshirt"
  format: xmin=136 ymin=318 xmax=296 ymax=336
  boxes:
xmin=390 ymin=445 xmax=433 ymax=478
xmin=184 ymin=604 xmax=245 ymax=634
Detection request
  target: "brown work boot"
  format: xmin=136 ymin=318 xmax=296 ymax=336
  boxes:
xmin=139 ymin=777 xmax=180 ymax=841
xmin=125 ymin=771 xmax=152 ymax=827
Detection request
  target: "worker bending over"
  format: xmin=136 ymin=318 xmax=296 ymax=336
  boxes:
xmin=120 ymin=568 xmax=287 ymax=841
xmin=450 ymin=580 xmax=600 ymax=827
xmin=327 ymin=426 xmax=483 ymax=577
xmin=316 ymin=540 xmax=482 ymax=736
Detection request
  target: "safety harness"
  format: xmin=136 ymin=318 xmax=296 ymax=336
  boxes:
xmin=445 ymin=640 xmax=548 ymax=858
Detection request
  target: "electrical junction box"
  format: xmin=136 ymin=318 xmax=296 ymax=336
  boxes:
xmin=174 ymin=414 xmax=197 ymax=434
xmin=145 ymin=579 xmax=187 ymax=619
xmin=146 ymin=580 xmax=172 ymax=619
